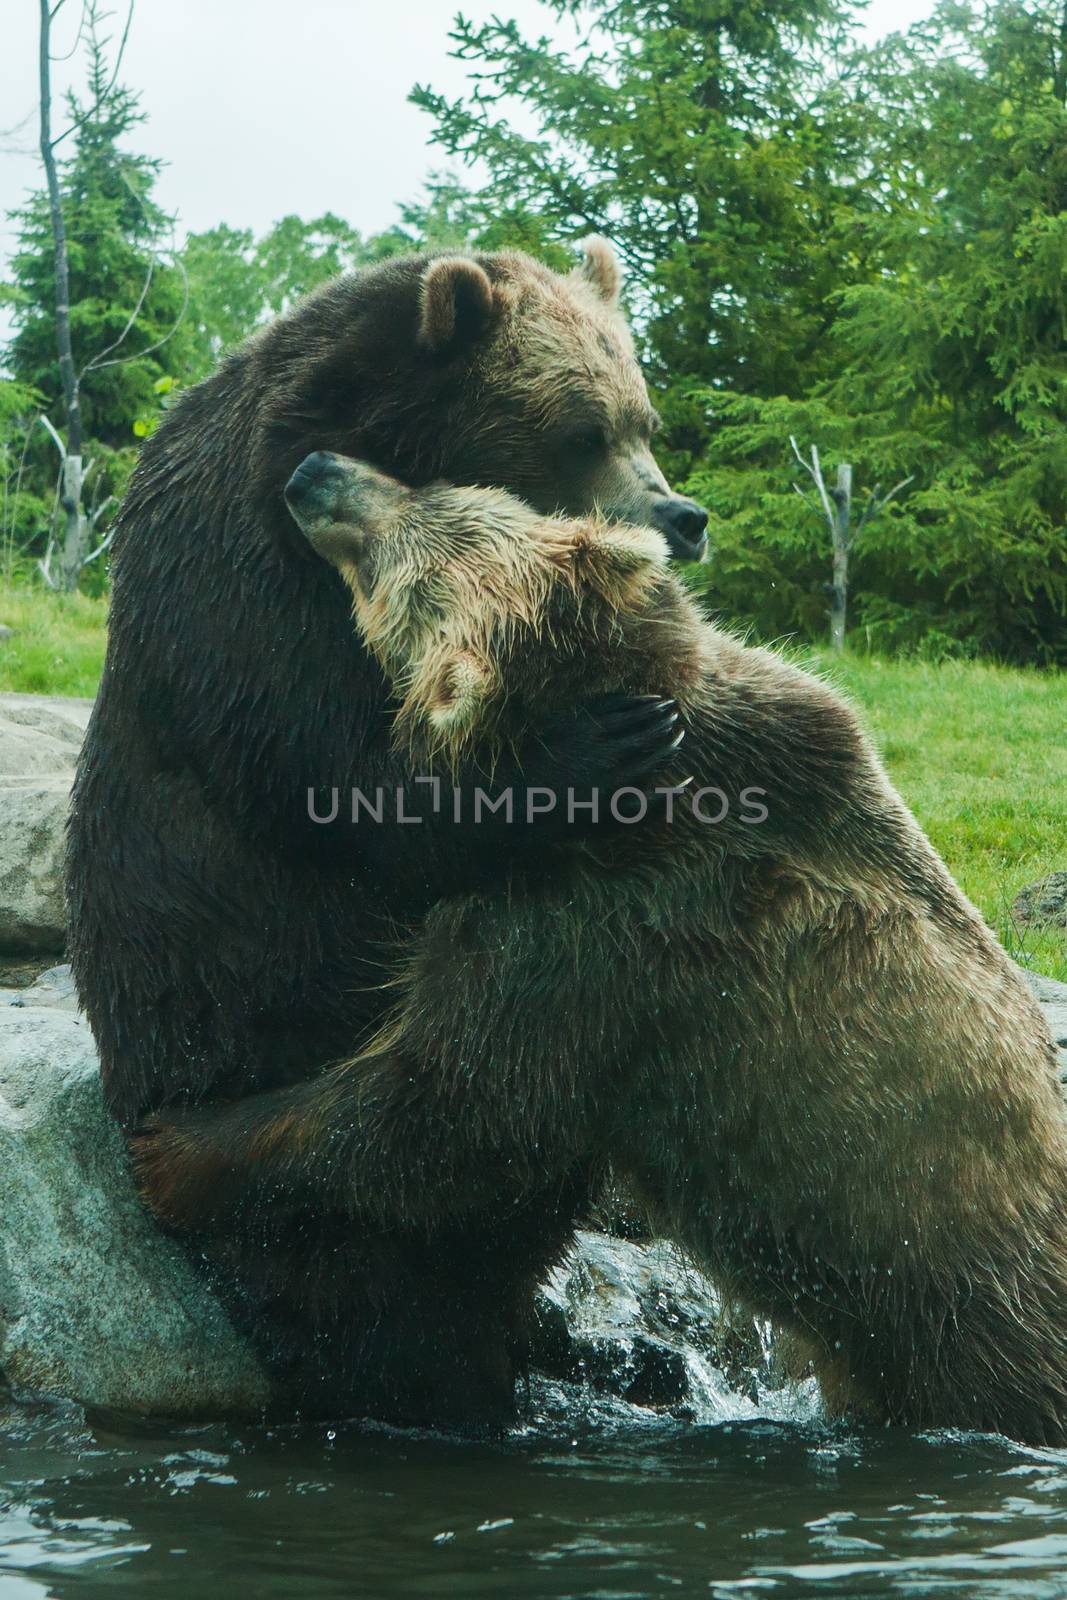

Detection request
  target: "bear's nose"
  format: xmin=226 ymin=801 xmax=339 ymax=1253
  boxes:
xmin=652 ymin=496 xmax=709 ymax=563
xmin=284 ymin=451 xmax=348 ymax=512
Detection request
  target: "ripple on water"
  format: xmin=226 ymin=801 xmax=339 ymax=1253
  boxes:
xmin=2 ymin=1386 xmax=1067 ymax=1598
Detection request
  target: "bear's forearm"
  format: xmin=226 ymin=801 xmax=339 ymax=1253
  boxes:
xmin=133 ymin=1048 xmax=602 ymax=1233
xmin=134 ymin=887 xmax=643 ymax=1234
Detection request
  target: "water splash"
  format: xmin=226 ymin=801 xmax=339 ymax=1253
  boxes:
xmin=533 ymin=1230 xmax=823 ymax=1429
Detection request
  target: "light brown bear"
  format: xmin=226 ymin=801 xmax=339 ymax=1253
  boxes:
xmin=141 ymin=457 xmax=1067 ymax=1444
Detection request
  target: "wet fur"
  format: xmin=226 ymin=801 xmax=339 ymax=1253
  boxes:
xmin=67 ymin=243 xmax=679 ymax=1427
xmin=140 ymin=477 xmax=1067 ymax=1444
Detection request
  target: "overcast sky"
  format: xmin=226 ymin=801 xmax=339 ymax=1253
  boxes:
xmin=1 ymin=0 xmax=933 ymax=290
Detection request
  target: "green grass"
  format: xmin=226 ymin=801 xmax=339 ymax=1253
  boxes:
xmin=0 ymin=583 xmax=107 ymax=697
xmin=808 ymin=650 xmax=1067 ymax=983
xmin=1 ymin=586 xmax=1064 ymax=979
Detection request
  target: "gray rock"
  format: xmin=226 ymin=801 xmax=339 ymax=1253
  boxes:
xmin=0 ymin=693 xmax=94 ymax=955
xmin=0 ymin=693 xmax=94 ymax=775
xmin=1 ymin=963 xmax=78 ymax=1011
xmin=0 ymin=625 xmax=13 ymax=641
xmin=0 ymin=966 xmax=767 ymax=1422
xmin=0 ymin=982 xmax=270 ymax=1418
xmin=0 ymin=973 xmax=770 ymax=1424
xmin=1013 ymin=872 xmax=1067 ymax=929
xmin=1022 ymin=969 xmax=1067 ymax=1086
xmin=0 ymin=776 xmax=73 ymax=954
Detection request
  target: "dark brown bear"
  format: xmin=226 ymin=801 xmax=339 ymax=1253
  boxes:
xmin=142 ymin=457 xmax=1067 ymax=1446
xmin=66 ymin=241 xmax=707 ymax=1426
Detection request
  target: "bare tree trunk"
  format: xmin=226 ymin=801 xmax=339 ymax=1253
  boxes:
xmin=791 ymin=437 xmax=913 ymax=652
xmin=39 ymin=0 xmax=87 ymax=593
xmin=830 ymin=463 xmax=852 ymax=652
xmin=1056 ymin=0 xmax=1067 ymax=104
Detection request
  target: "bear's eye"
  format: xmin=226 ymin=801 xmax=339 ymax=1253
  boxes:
xmin=565 ymin=424 xmax=609 ymax=456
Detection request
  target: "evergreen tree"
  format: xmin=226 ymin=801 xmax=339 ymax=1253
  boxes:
xmin=693 ymin=0 xmax=1067 ymax=659
xmin=1 ymin=7 xmax=189 ymax=577
xmin=5 ymin=36 xmax=187 ymax=453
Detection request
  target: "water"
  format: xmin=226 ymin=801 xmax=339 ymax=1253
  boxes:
xmin=3 ymin=1379 xmax=1067 ymax=1599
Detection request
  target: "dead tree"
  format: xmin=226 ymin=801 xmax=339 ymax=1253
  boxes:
xmin=790 ymin=437 xmax=913 ymax=651
xmin=35 ymin=0 xmax=184 ymax=591
xmin=38 ymin=0 xmax=86 ymax=593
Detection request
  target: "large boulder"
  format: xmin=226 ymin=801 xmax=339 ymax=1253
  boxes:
xmin=0 ymin=969 xmax=270 ymax=1417
xmin=1013 ymin=873 xmax=1067 ymax=930
xmin=0 ymin=694 xmax=94 ymax=955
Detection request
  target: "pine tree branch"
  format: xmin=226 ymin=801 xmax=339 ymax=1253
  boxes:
xmin=81 ymin=240 xmax=189 ymax=377
xmin=51 ymin=0 xmax=136 ymax=151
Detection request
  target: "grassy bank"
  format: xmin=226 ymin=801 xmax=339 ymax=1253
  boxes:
xmin=0 ymin=583 xmax=107 ymax=698
xmin=809 ymin=649 xmax=1067 ymax=982
xmin=1 ymin=584 xmax=1064 ymax=978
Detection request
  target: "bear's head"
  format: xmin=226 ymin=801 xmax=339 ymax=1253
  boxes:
xmin=284 ymin=451 xmax=696 ymax=765
xmin=268 ymin=240 xmax=708 ymax=565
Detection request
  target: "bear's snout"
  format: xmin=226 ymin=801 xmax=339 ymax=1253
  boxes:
xmin=652 ymin=496 xmax=709 ymax=564
xmin=284 ymin=453 xmax=412 ymax=573
xmin=284 ymin=451 xmax=349 ymax=516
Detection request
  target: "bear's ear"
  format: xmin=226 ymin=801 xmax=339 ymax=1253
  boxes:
xmin=575 ymin=236 xmax=621 ymax=307
xmin=418 ymin=257 xmax=495 ymax=354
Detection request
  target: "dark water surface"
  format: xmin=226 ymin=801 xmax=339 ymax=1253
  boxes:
xmin=2 ymin=1379 xmax=1067 ymax=1599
